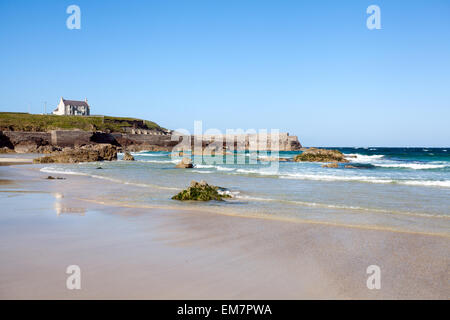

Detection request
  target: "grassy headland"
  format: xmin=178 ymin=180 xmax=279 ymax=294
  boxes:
xmin=0 ymin=112 xmax=164 ymax=133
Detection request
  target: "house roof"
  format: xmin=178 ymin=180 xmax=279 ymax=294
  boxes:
xmin=62 ymin=98 xmax=89 ymax=107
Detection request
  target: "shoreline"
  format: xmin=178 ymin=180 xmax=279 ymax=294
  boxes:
xmin=5 ymin=159 xmax=450 ymax=238
xmin=0 ymin=163 xmax=449 ymax=299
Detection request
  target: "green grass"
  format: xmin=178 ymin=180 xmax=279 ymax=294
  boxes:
xmin=0 ymin=112 xmax=165 ymax=133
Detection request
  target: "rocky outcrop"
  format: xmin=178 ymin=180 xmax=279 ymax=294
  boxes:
xmin=0 ymin=131 xmax=14 ymax=150
xmin=122 ymin=152 xmax=135 ymax=161
xmin=0 ymin=147 xmax=15 ymax=154
xmin=172 ymin=180 xmax=232 ymax=201
xmin=175 ymin=157 xmax=193 ymax=168
xmin=258 ymin=156 xmax=291 ymax=162
xmin=322 ymin=163 xmax=339 ymax=168
xmin=33 ymin=144 xmax=117 ymax=164
xmin=13 ymin=137 xmax=50 ymax=153
xmin=36 ymin=145 xmax=62 ymax=154
xmin=294 ymin=148 xmax=348 ymax=163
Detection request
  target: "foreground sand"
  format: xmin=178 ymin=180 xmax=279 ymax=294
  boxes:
xmin=0 ymin=164 xmax=448 ymax=299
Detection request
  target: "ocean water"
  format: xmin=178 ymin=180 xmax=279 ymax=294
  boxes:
xmin=40 ymin=148 xmax=450 ymax=236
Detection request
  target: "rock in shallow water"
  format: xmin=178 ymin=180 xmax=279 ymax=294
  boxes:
xmin=172 ymin=180 xmax=232 ymax=201
xmin=294 ymin=148 xmax=348 ymax=163
xmin=122 ymin=152 xmax=135 ymax=161
xmin=322 ymin=162 xmax=339 ymax=168
xmin=175 ymin=157 xmax=193 ymax=168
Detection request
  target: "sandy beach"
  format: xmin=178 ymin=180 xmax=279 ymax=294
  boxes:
xmin=0 ymin=162 xmax=448 ymax=300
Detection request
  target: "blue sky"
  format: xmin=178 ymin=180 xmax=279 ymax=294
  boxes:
xmin=0 ymin=0 xmax=449 ymax=146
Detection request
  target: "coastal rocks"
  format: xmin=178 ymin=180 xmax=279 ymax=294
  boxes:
xmin=172 ymin=180 xmax=232 ymax=201
xmin=175 ymin=157 xmax=193 ymax=168
xmin=0 ymin=132 xmax=14 ymax=149
xmin=14 ymin=140 xmax=45 ymax=153
xmin=13 ymin=141 xmax=60 ymax=154
xmin=0 ymin=147 xmax=15 ymax=154
xmin=122 ymin=152 xmax=135 ymax=161
xmin=33 ymin=144 xmax=117 ymax=164
xmin=322 ymin=163 xmax=339 ymax=168
xmin=46 ymin=176 xmax=66 ymax=180
xmin=37 ymin=145 xmax=62 ymax=154
xmin=258 ymin=156 xmax=291 ymax=162
xmin=294 ymin=148 xmax=349 ymax=163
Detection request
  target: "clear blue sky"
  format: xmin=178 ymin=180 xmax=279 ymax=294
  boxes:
xmin=0 ymin=0 xmax=449 ymax=147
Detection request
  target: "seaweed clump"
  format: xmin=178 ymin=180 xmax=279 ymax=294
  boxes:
xmin=172 ymin=180 xmax=232 ymax=201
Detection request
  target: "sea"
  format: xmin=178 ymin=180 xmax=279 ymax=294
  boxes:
xmin=40 ymin=147 xmax=450 ymax=237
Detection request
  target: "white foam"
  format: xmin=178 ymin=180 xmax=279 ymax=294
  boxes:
xmin=280 ymin=173 xmax=393 ymax=184
xmin=137 ymin=159 xmax=177 ymax=164
xmin=40 ymin=167 xmax=179 ymax=190
xmin=374 ymin=163 xmax=447 ymax=170
xmin=216 ymin=166 xmax=235 ymax=171
xmin=132 ymin=153 xmax=167 ymax=157
xmin=218 ymin=190 xmax=240 ymax=197
xmin=236 ymin=168 xmax=279 ymax=175
xmin=235 ymin=194 xmax=274 ymax=201
xmin=345 ymin=154 xmax=384 ymax=163
xmin=191 ymin=170 xmax=214 ymax=173
xmin=194 ymin=164 xmax=215 ymax=169
xmin=400 ymin=180 xmax=450 ymax=188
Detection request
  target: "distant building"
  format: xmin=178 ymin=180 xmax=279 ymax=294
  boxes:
xmin=53 ymin=97 xmax=90 ymax=116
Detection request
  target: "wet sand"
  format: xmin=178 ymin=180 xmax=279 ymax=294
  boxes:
xmin=0 ymin=164 xmax=448 ymax=299
xmin=0 ymin=157 xmax=33 ymax=166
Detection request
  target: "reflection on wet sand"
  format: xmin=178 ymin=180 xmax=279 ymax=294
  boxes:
xmin=53 ymin=193 xmax=86 ymax=216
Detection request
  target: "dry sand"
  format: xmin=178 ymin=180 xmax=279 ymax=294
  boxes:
xmin=0 ymin=164 xmax=448 ymax=299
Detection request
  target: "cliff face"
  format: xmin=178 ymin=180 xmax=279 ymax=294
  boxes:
xmin=0 ymin=130 xmax=302 ymax=153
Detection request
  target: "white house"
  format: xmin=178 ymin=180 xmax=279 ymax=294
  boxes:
xmin=53 ymin=97 xmax=90 ymax=116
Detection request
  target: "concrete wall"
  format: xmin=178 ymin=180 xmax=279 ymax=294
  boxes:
xmin=118 ymin=133 xmax=178 ymax=147
xmin=50 ymin=130 xmax=92 ymax=147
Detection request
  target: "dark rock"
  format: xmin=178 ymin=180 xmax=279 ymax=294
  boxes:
xmin=123 ymin=152 xmax=135 ymax=161
xmin=0 ymin=132 xmax=14 ymax=149
xmin=175 ymin=157 xmax=193 ymax=168
xmin=46 ymin=176 xmax=66 ymax=180
xmin=0 ymin=147 xmax=15 ymax=154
